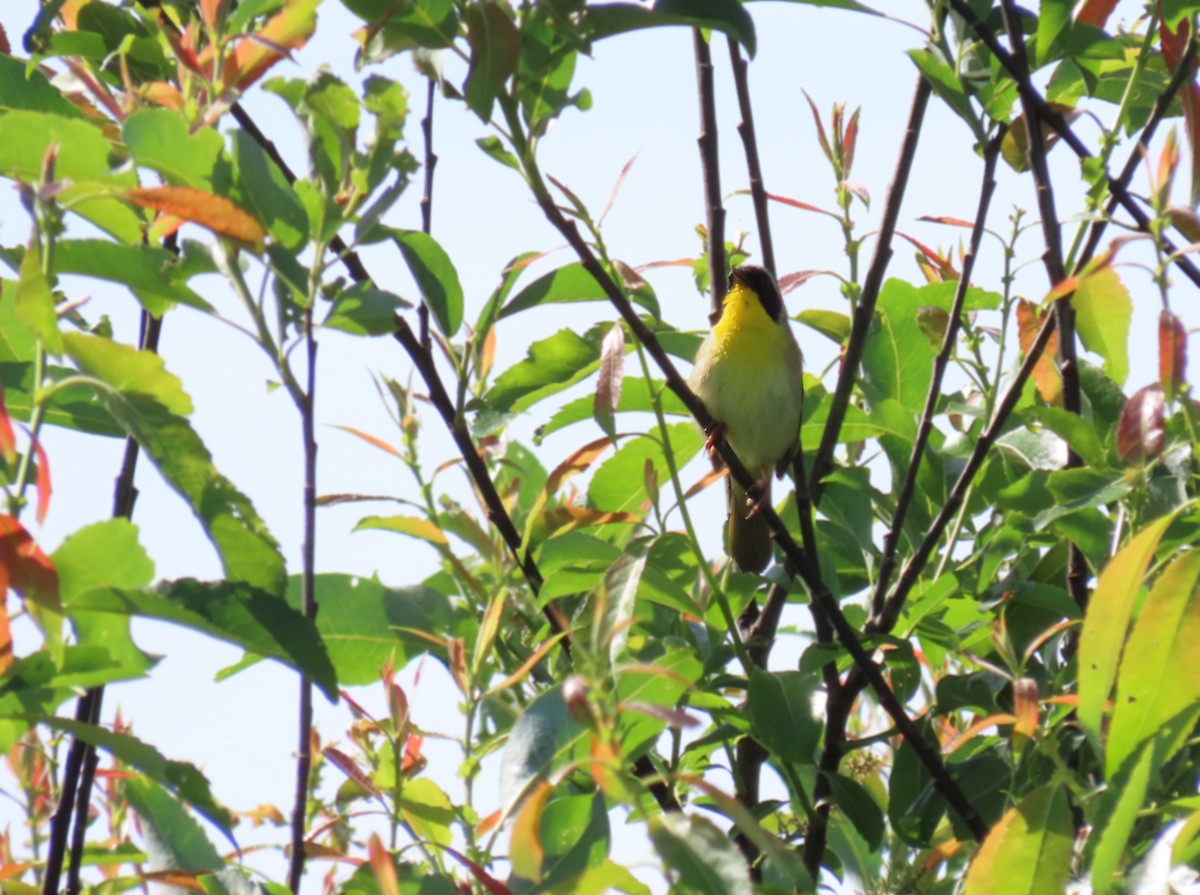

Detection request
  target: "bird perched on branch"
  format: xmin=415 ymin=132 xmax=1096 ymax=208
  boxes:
xmin=688 ymin=265 xmax=804 ymax=573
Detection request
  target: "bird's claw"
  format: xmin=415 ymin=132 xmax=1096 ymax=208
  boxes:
xmin=743 ymin=478 xmax=771 ymax=520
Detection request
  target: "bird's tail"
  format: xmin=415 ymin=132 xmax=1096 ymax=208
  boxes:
xmin=728 ymin=478 xmax=772 ymax=573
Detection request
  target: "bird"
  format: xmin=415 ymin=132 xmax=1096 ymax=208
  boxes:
xmin=688 ymin=265 xmax=804 ymax=573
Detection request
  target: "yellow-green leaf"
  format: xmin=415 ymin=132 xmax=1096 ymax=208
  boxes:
xmin=964 ymin=786 xmax=1073 ymax=895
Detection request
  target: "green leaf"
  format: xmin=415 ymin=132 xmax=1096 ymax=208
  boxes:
xmin=1021 ymin=406 xmax=1105 ymax=467
xmin=123 ymin=110 xmax=225 ymax=189
xmin=0 ymin=283 xmax=120 ymax=435
xmin=475 ymin=135 xmax=521 ymax=170
xmin=484 ymin=325 xmax=607 ymax=414
xmin=231 ymin=129 xmax=309 ymax=252
xmin=33 ymin=719 xmax=236 ymax=844
xmin=649 ymin=812 xmax=753 ymax=895
xmin=0 ymin=111 xmax=142 ymax=243
xmin=501 ymin=263 xmax=610 ymax=319
xmin=539 ymin=793 xmax=610 ymax=889
xmin=1088 ymin=740 xmax=1154 ymax=895
xmin=1077 ymin=513 xmax=1180 ymax=749
xmin=1072 ymin=267 xmax=1131 ymax=386
xmin=62 ymin=333 xmax=285 ymax=595
xmin=825 ymin=772 xmax=884 ymax=852
xmin=587 ymin=0 xmax=757 ymax=58
xmin=747 ymin=669 xmax=821 ymax=765
xmin=322 ymin=282 xmax=411 ymax=336
xmin=500 ymin=687 xmax=587 ymax=808
xmin=54 ymin=519 xmax=156 ymax=676
xmin=908 ymin=48 xmax=980 ymax=138
xmin=463 ymin=1 xmax=520 ymax=122
xmin=52 ymin=239 xmax=213 ymax=315
xmin=537 ymin=377 xmax=688 ymax=443
xmin=0 ymin=54 xmax=82 ymax=117
xmin=796 ymin=308 xmax=850 ymax=344
xmin=587 ymin=423 xmax=702 ymax=514
xmin=1035 ymin=0 xmax=1073 ymax=66
xmin=595 ymin=545 xmax=648 ymax=663
xmin=861 ymin=278 xmax=936 ymax=412
xmin=16 ymin=242 xmax=62 ymax=356
xmin=389 ymin=229 xmax=463 ymax=337
xmin=963 ymin=786 xmax=1074 ymax=895
xmin=65 ymin=579 xmax=336 ymax=699
xmin=289 ymin=574 xmax=456 ymax=686
xmin=1106 ymin=548 xmax=1200 ymax=775
xmin=122 ymin=775 xmax=225 ymax=871
xmin=398 ymin=777 xmax=455 ymax=847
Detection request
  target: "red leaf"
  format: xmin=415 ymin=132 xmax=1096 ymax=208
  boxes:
xmin=439 ymin=846 xmax=513 ymax=895
xmin=1076 ymin=0 xmax=1119 ymax=26
xmin=0 ymin=24 xmax=10 ymax=56
xmin=598 ymin=153 xmax=639 ymax=226
xmin=322 ymin=746 xmax=383 ymax=798
xmin=802 ymin=90 xmax=833 ymax=163
xmin=31 ymin=437 xmax=50 ymax=526
xmin=1159 ymin=11 xmax=1200 ymax=205
xmin=1159 ymin=309 xmax=1187 ymax=400
xmin=778 ymin=269 xmax=839 ymax=295
xmin=389 ymin=683 xmax=409 ymax=732
xmin=400 ymin=734 xmax=423 ymax=774
xmin=897 ymin=232 xmax=957 ymax=279
xmin=0 ymin=387 xmax=17 ymax=466
xmin=840 ymin=179 xmax=870 ymax=207
xmin=199 ymin=0 xmax=221 ymax=29
xmin=764 ymin=192 xmax=839 ymax=219
xmin=224 ymin=0 xmax=318 ymax=91
xmin=1118 ymin=385 xmax=1166 ymax=464
xmin=593 ymin=323 xmax=624 ymax=432
xmin=917 ymin=215 xmax=976 ymax=228
xmin=1016 ymin=300 xmax=1061 ymax=405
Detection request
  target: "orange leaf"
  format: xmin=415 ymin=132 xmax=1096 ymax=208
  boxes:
xmin=539 ymin=507 xmax=640 ymax=537
xmin=545 ymin=436 xmax=618 ymax=496
xmin=400 ymin=734 xmax=423 ymax=774
xmin=0 ymin=516 xmax=59 ymax=613
xmin=199 ymin=0 xmax=221 ymax=29
xmin=224 ymin=0 xmax=319 ymax=91
xmin=510 ymin=779 xmax=551 ymax=882
xmin=301 ymin=841 xmax=362 ymax=865
xmin=1160 ymin=309 xmax=1187 ymax=400
xmin=141 ymin=82 xmax=185 ymax=111
xmin=1012 ymin=677 xmax=1039 ymax=743
xmin=1015 ymin=300 xmax=1061 ymax=405
xmin=31 ymin=437 xmax=51 ymax=526
xmin=941 ymin=713 xmax=1017 ymax=755
xmin=764 ymin=191 xmax=838 ymax=219
xmin=367 ymin=835 xmax=399 ymax=895
xmin=335 ymin=425 xmax=404 ymax=458
xmin=0 ymin=594 xmax=11 ymax=677
xmin=127 ymin=187 xmax=265 ymax=247
xmin=139 ymin=871 xmax=207 ymax=892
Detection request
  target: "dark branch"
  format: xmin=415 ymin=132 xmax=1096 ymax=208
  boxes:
xmin=693 ymin=29 xmax=726 ymax=318
xmin=418 ymin=78 xmax=437 ymax=347
xmin=871 ymin=131 xmax=1004 ymax=619
xmin=1001 ymin=0 xmax=1085 ymax=615
xmin=874 ymin=310 xmax=1059 ymax=631
xmin=727 ymin=36 xmax=775 ymax=279
xmin=286 ymin=303 xmax=319 ymax=893
xmin=946 ymin=0 xmax=1200 ymax=290
xmin=809 ymin=76 xmax=932 ymax=504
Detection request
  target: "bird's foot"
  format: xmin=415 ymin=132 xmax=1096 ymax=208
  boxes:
xmin=703 ymin=422 xmax=726 ymax=456
xmin=743 ymin=478 xmax=772 ymax=520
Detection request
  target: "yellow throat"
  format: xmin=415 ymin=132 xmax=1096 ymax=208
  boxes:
xmin=711 ymin=283 xmax=788 ymax=360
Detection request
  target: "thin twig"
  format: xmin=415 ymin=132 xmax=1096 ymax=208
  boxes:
xmin=503 ymin=96 xmax=988 ymax=841
xmin=693 ymin=29 xmax=726 ymax=318
xmin=286 ymin=304 xmax=319 ymax=893
xmin=727 ymin=36 xmax=774 ymax=278
xmin=874 ymin=311 xmax=1059 ymax=631
xmin=50 ymin=310 xmax=163 ymax=895
xmin=870 ymin=131 xmax=1004 ymax=619
xmin=1079 ymin=37 xmax=1199 ymax=267
xmin=946 ymin=0 xmax=1200 ymax=290
xmin=418 ymin=78 xmax=437 ymax=348
xmin=809 ymin=76 xmax=932 ymax=503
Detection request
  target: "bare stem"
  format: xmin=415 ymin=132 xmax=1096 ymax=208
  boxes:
xmin=870 ymin=131 xmax=1004 ymax=619
xmin=693 ymin=29 xmax=726 ymax=318
xmin=809 ymin=76 xmax=932 ymax=504
xmin=727 ymin=37 xmax=774 ymax=278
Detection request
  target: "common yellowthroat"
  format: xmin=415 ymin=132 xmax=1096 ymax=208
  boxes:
xmin=688 ymin=265 xmax=804 ymax=573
